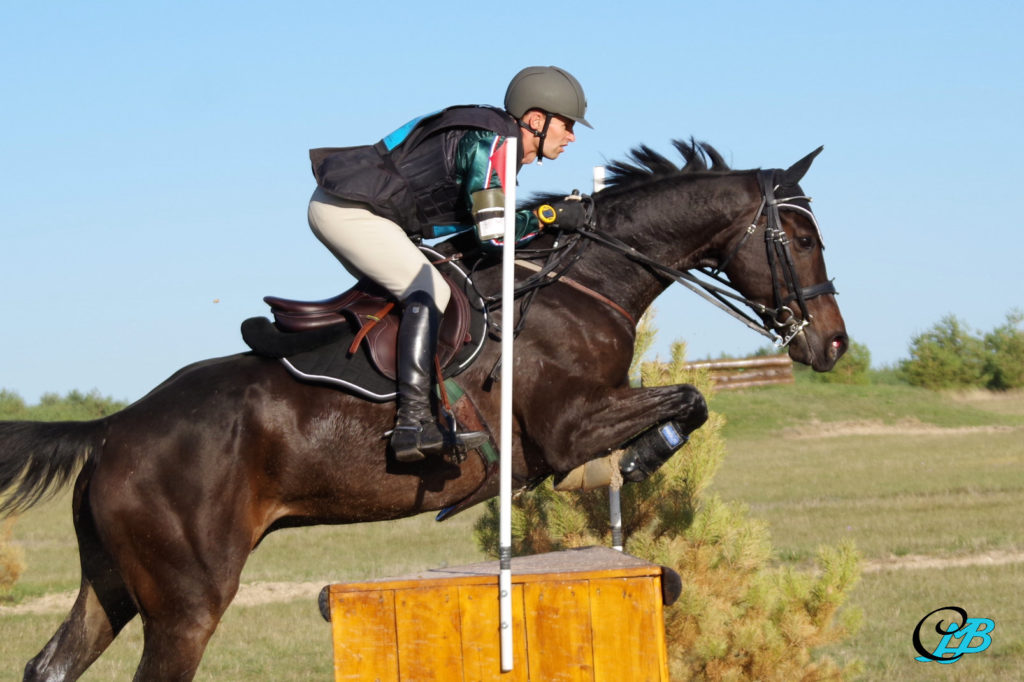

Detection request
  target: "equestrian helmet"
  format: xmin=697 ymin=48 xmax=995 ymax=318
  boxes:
xmin=504 ymin=66 xmax=592 ymax=129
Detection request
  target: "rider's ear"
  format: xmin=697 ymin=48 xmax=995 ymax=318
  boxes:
xmin=781 ymin=146 xmax=824 ymax=186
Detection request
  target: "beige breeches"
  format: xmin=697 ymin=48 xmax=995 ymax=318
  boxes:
xmin=307 ymin=187 xmax=451 ymax=311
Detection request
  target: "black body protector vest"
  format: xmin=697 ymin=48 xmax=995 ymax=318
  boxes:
xmin=310 ymin=105 xmax=522 ymax=238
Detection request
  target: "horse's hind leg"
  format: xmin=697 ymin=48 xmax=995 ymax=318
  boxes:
xmin=24 ymin=472 xmax=139 ymax=681
xmin=114 ymin=505 xmax=254 ymax=680
xmin=128 ymin=554 xmax=246 ymax=681
xmin=23 ymin=578 xmax=137 ymax=682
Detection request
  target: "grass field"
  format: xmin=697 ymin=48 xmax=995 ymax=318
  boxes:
xmin=1 ymin=383 xmax=1022 ymax=680
xmin=709 ymin=383 xmax=1024 ymax=680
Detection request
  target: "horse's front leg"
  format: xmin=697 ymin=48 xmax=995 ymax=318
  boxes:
xmin=524 ymin=381 xmax=707 ymax=473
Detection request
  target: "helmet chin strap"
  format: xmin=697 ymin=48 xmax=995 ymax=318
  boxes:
xmin=518 ymin=113 xmax=553 ymax=165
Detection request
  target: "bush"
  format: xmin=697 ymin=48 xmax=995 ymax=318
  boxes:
xmin=983 ymin=310 xmax=1024 ymax=390
xmin=0 ymin=389 xmax=126 ymax=421
xmin=900 ymin=311 xmax=1024 ymax=390
xmin=899 ymin=315 xmax=987 ymax=389
xmin=0 ymin=390 xmax=27 ymax=420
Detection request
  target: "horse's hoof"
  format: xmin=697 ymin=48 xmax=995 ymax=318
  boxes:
xmin=619 ymin=452 xmax=651 ymax=483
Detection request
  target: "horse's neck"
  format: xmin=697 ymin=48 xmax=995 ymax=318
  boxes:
xmin=578 ymin=173 xmax=759 ymax=318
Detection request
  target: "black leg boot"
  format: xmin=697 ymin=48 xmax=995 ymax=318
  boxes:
xmin=390 ymin=292 xmax=446 ymax=462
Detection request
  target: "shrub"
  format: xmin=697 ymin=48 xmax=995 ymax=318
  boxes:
xmin=983 ymin=310 xmax=1024 ymax=390
xmin=0 ymin=390 xmax=27 ymax=420
xmin=899 ymin=315 xmax=987 ymax=389
xmin=0 ymin=389 xmax=126 ymax=421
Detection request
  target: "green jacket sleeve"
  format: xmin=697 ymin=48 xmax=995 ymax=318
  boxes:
xmin=456 ymin=130 xmax=540 ymax=252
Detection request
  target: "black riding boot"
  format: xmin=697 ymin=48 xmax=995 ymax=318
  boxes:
xmin=390 ymin=292 xmax=446 ymax=462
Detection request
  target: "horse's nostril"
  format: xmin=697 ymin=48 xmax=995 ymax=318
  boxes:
xmin=830 ymin=335 xmax=848 ymax=358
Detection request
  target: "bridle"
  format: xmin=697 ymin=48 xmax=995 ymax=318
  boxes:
xmin=689 ymin=170 xmax=838 ymax=346
xmin=536 ymin=170 xmax=838 ymax=348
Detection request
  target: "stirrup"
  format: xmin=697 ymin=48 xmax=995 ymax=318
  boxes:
xmin=390 ymin=422 xmax=444 ymax=463
xmin=452 ymin=430 xmax=489 ymax=450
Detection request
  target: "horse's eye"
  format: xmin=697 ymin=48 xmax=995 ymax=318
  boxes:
xmin=795 ymin=236 xmax=814 ymax=250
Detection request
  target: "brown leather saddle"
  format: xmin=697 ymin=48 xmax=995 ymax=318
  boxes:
xmin=241 ymin=247 xmax=488 ymax=402
xmin=262 ymin=275 xmax=472 ymax=382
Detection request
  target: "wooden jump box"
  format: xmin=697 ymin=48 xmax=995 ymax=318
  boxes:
xmin=319 ymin=546 xmax=676 ymax=681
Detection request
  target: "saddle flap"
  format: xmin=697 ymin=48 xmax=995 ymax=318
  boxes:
xmin=345 ymin=300 xmax=399 ymax=380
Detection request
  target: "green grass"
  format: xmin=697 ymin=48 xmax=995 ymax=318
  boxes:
xmin=2 ymin=382 xmax=1022 ymax=679
xmin=1 ymin=599 xmax=339 ymax=680
xmin=708 ymin=382 xmax=1024 ymax=678
xmin=823 ymin=563 xmax=1024 ymax=681
xmin=709 ymin=381 xmax=1023 ymax=440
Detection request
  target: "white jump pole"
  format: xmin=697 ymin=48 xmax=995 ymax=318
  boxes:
xmin=609 ymin=486 xmax=624 ymax=552
xmin=591 ymin=165 xmax=624 ymax=553
xmin=499 ymin=137 xmax=517 ymax=671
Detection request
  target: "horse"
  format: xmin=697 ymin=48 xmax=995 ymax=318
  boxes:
xmin=0 ymin=140 xmax=846 ymax=681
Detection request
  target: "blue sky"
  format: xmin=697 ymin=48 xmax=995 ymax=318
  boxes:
xmin=2 ymin=1 xmax=1022 ymax=403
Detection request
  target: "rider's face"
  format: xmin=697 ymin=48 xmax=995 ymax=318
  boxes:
xmin=542 ymin=115 xmax=576 ymax=160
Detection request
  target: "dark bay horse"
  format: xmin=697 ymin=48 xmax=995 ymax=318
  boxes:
xmin=1 ymin=140 xmax=846 ymax=680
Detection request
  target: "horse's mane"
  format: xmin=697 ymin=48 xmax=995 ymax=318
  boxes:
xmin=526 ymin=139 xmax=740 ymax=208
xmin=601 ymin=139 xmax=731 ymax=193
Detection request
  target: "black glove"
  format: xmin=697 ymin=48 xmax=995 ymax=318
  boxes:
xmin=537 ymin=195 xmax=590 ymax=231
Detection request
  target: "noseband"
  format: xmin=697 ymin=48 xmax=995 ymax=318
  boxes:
xmin=564 ymin=170 xmax=838 ymax=347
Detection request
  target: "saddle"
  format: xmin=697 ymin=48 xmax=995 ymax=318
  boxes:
xmin=241 ymin=248 xmax=487 ymax=402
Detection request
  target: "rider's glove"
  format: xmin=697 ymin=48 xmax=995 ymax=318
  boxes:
xmin=537 ymin=194 xmax=590 ymax=232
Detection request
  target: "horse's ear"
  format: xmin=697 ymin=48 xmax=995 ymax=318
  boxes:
xmin=782 ymin=146 xmax=824 ymax=185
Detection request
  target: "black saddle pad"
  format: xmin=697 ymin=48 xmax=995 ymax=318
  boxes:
xmin=241 ymin=316 xmax=401 ymax=401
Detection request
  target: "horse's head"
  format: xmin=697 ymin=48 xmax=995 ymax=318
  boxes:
xmin=712 ymin=148 xmax=848 ymax=371
xmin=531 ymin=139 xmax=847 ymax=372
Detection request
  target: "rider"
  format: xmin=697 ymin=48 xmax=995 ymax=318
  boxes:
xmin=307 ymin=65 xmax=592 ymax=463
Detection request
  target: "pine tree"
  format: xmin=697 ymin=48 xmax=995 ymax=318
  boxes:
xmin=474 ymin=311 xmax=862 ymax=680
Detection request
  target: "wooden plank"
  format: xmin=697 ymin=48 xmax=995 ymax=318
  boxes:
xmin=686 ymin=355 xmax=793 ymax=370
xmin=329 ymin=589 xmax=398 ymax=682
xmin=325 ymin=548 xmax=671 ymax=681
xmin=394 ymin=585 xmax=464 ymax=681
xmin=457 ymin=583 xmax=529 ymax=682
xmin=524 ymin=580 xmax=595 ymax=682
xmin=681 ymin=354 xmax=795 ymax=391
xmin=589 ymin=577 xmax=668 ymax=682
xmin=327 ymin=547 xmax=661 ymax=594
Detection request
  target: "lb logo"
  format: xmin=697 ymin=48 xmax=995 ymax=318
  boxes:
xmin=913 ymin=606 xmax=995 ymax=663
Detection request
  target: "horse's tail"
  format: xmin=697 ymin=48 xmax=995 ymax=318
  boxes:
xmin=0 ymin=419 xmax=104 ymax=516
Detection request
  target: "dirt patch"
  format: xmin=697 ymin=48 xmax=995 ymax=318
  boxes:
xmin=782 ymin=418 xmax=1018 ymax=439
xmin=863 ymin=550 xmax=1024 ymax=573
xmin=232 ymin=580 xmax=325 ymax=607
xmin=0 ymin=581 xmax=328 ymax=616
xmin=1 ymin=590 xmax=77 ymax=616
xmin=6 ymin=552 xmax=1024 ymax=617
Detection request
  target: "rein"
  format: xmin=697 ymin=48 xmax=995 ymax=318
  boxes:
xmin=469 ymin=168 xmax=836 ymax=349
xmin=574 ymin=170 xmax=837 ymax=347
